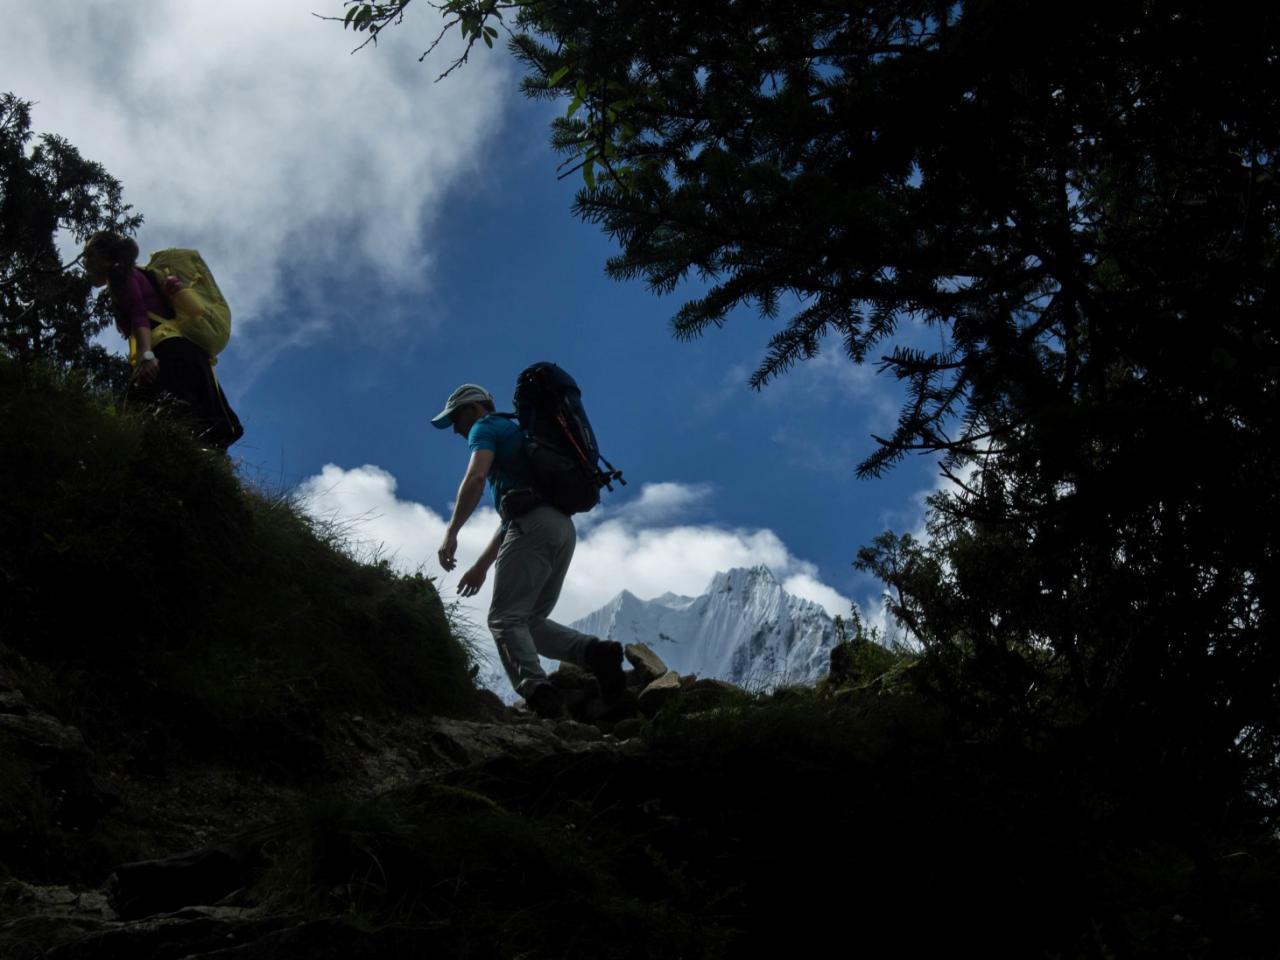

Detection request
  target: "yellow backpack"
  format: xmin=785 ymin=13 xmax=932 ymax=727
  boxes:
xmin=129 ymin=249 xmax=231 ymax=366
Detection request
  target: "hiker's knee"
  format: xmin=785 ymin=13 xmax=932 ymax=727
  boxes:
xmin=488 ymin=611 xmax=528 ymax=635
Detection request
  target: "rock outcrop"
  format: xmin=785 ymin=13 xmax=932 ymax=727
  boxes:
xmin=0 ymin=665 xmax=118 ymax=841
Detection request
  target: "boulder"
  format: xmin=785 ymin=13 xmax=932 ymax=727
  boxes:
xmin=0 ymin=711 xmax=88 ymax=756
xmin=624 ymin=643 xmax=669 ymax=684
xmin=548 ymin=664 xmax=602 ymax=721
xmin=0 ymin=686 xmax=29 ymax=715
xmin=469 ymin=688 xmax=510 ymax=722
xmin=0 ymin=708 xmax=117 ymax=830
xmin=108 ymin=823 xmax=286 ymax=920
xmin=637 ymin=672 xmax=682 ymax=718
xmin=583 ymin=689 xmax=642 ymax=726
xmin=683 ymin=678 xmax=745 ymax=711
xmin=0 ymin=880 xmax=115 ymax=921
xmin=548 ymin=663 xmax=599 ymax=693
xmin=554 ymin=719 xmax=606 ymax=743
xmin=422 ymin=716 xmax=617 ymax=769
xmin=828 ymin=640 xmax=855 ymax=685
xmin=611 ymin=717 xmax=644 ymax=740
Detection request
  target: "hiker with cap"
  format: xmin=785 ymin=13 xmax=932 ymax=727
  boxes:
xmin=432 ymin=382 xmax=625 ymax=719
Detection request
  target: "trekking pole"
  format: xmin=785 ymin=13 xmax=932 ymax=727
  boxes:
xmin=556 ymin=412 xmax=594 ymax=466
xmin=600 ymin=456 xmax=626 ymax=490
xmin=555 ymin=412 xmax=622 ymax=491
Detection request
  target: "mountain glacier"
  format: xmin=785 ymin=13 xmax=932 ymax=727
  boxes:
xmin=569 ymin=565 xmax=839 ymax=690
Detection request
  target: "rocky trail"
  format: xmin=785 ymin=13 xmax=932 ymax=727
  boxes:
xmin=1 ymin=643 xmax=748 ymax=959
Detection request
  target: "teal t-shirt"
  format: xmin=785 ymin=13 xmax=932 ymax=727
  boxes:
xmin=467 ymin=414 xmax=531 ymax=517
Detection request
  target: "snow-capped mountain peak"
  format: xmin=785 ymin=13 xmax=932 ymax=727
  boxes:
xmin=571 ymin=566 xmax=838 ymax=689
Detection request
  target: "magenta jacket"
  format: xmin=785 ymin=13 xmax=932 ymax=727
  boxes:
xmin=114 ymin=268 xmax=173 ymax=334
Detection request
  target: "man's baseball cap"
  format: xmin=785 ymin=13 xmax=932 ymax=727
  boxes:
xmin=430 ymin=384 xmax=494 ymax=429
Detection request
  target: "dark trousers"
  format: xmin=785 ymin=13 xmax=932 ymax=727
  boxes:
xmin=130 ymin=337 xmax=244 ymax=449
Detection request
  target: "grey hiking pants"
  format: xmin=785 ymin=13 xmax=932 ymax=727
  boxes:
xmin=488 ymin=504 xmax=594 ymax=698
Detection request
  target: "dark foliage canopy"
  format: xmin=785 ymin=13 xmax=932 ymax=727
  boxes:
xmin=361 ymin=1 xmax=1279 ymax=813
xmin=0 ymin=93 xmax=139 ymax=387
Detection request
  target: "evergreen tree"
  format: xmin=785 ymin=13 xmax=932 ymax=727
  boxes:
xmin=347 ymin=2 xmax=1280 ymax=813
xmin=0 ymin=93 xmax=140 ymax=387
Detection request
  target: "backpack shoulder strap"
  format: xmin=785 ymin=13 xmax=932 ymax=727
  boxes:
xmin=139 ymin=267 xmax=173 ymax=313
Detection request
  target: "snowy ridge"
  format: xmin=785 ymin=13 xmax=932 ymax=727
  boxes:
xmin=571 ymin=565 xmax=839 ymax=689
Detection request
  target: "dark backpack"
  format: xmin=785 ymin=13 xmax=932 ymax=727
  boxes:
xmin=508 ymin=362 xmax=624 ymax=515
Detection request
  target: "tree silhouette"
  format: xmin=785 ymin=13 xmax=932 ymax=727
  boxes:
xmin=1 ymin=93 xmax=140 ymax=387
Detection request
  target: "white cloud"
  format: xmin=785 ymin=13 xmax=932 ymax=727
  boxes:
xmin=6 ymin=0 xmax=512 ymax=355
xmin=296 ymin=461 xmax=502 ymax=576
xmin=294 ymin=467 xmax=857 ymax=628
xmin=791 ymin=344 xmax=896 ymax=415
xmin=700 ymin=342 xmax=899 ymax=425
xmin=567 ymin=517 xmax=800 ymax=618
xmin=592 ymin=480 xmax=713 ymax=527
xmin=782 ymin=573 xmax=853 ymax=618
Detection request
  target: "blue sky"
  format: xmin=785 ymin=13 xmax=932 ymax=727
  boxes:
xmin=6 ymin=0 xmax=942 ymax=628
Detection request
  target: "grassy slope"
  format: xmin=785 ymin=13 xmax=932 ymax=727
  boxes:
xmin=0 ymin=361 xmax=478 ymax=875
xmin=0 ymin=361 xmax=477 ymax=731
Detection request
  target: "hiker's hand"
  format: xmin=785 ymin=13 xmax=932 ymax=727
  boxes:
xmin=138 ymin=356 xmax=159 ymax=384
xmin=437 ymin=531 xmax=458 ymax=571
xmin=458 ymin=565 xmax=487 ymax=597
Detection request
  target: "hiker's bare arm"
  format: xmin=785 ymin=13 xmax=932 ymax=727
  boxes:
xmin=458 ymin=524 xmax=504 ymax=596
xmin=448 ymin=450 xmax=493 ymax=534
xmin=438 ymin=449 xmax=494 ymax=571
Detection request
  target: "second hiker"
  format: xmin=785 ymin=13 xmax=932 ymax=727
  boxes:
xmin=83 ymin=232 xmax=243 ymax=449
xmin=432 ymin=382 xmax=624 ymax=718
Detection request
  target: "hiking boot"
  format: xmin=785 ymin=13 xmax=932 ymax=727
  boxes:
xmin=526 ymin=682 xmax=568 ymax=720
xmin=584 ymin=639 xmax=626 ymax=698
